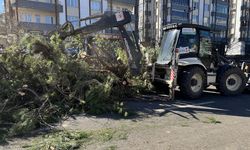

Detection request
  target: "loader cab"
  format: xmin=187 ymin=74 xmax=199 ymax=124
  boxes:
xmin=157 ymin=24 xmax=213 ymax=70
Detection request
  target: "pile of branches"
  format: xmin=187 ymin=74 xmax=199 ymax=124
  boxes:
xmin=0 ymin=34 xmax=131 ymax=142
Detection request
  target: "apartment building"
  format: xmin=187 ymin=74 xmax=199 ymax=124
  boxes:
xmin=59 ymin=0 xmax=135 ymax=34
xmin=138 ymin=0 xmax=157 ymax=45
xmin=4 ymin=0 xmax=63 ymax=34
xmin=211 ymin=0 xmax=229 ymax=54
xmin=59 ymin=0 xmax=107 ymax=28
xmin=227 ymin=0 xmax=250 ymax=55
xmin=139 ymin=0 xmax=230 ymax=51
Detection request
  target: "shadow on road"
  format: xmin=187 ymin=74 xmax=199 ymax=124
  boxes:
xmin=125 ymin=89 xmax=250 ymax=120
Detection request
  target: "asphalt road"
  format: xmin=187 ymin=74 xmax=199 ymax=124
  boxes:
xmin=120 ymin=88 xmax=250 ymax=150
xmin=2 ymin=87 xmax=250 ymax=150
xmin=63 ymin=88 xmax=250 ymax=150
xmin=127 ymin=88 xmax=250 ymax=119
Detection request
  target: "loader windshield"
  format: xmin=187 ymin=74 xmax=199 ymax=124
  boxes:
xmin=157 ymin=29 xmax=179 ymax=64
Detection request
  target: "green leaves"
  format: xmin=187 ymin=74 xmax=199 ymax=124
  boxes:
xmin=0 ymin=34 xmax=132 ymax=142
xmin=26 ymin=130 xmax=91 ymax=150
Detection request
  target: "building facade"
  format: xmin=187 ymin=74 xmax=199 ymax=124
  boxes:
xmin=5 ymin=0 xmax=63 ymax=34
xmin=59 ymin=0 xmax=135 ymax=35
xmin=228 ymin=0 xmax=250 ymax=55
xmin=211 ymin=0 xmax=229 ymax=54
xmin=59 ymin=0 xmax=108 ymax=28
xmin=2 ymin=0 xmax=135 ymax=36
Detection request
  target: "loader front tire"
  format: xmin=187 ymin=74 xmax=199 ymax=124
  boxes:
xmin=179 ymin=67 xmax=206 ymax=99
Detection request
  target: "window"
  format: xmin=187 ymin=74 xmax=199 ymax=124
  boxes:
xmin=122 ymin=8 xmax=128 ymax=11
xmin=91 ymin=0 xmax=102 ymax=12
xmin=35 ymin=15 xmax=40 ymax=23
xmin=67 ymin=0 xmax=78 ymax=8
xmin=115 ymin=7 xmax=120 ymax=11
xmin=145 ymin=11 xmax=151 ymax=16
xmin=204 ymin=17 xmax=210 ymax=26
xmin=216 ymin=17 xmax=227 ymax=26
xmin=204 ymin=4 xmax=210 ymax=12
xmin=199 ymin=30 xmax=212 ymax=57
xmin=192 ymin=15 xmax=199 ymax=24
xmin=45 ymin=16 xmax=53 ymax=24
xmin=172 ymin=0 xmax=189 ymax=6
xmin=172 ymin=10 xmax=187 ymax=21
xmin=193 ymin=2 xmax=199 ymax=9
xmin=177 ymin=28 xmax=199 ymax=56
xmin=67 ymin=16 xmax=79 ymax=27
xmin=219 ymin=31 xmax=226 ymax=38
xmin=45 ymin=0 xmax=53 ymax=3
xmin=216 ymin=4 xmax=228 ymax=14
xmin=21 ymin=14 xmax=32 ymax=22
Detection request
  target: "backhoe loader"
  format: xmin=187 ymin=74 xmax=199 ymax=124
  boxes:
xmin=56 ymin=11 xmax=250 ymax=100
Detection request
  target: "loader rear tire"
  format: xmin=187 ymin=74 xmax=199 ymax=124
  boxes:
xmin=217 ymin=67 xmax=246 ymax=95
xmin=179 ymin=67 xmax=206 ymax=99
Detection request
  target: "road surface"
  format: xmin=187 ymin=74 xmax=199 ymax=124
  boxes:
xmin=1 ymin=88 xmax=250 ymax=150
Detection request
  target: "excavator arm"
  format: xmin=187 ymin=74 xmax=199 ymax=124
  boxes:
xmin=57 ymin=11 xmax=142 ymax=76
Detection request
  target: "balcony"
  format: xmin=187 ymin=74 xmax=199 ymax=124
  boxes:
xmin=12 ymin=0 xmax=63 ymax=13
xmin=211 ymin=24 xmax=228 ymax=30
xmin=216 ymin=0 xmax=229 ymax=5
xmin=241 ymin=5 xmax=250 ymax=10
xmin=113 ymin=0 xmax=135 ymax=5
xmin=240 ymin=26 xmax=248 ymax=31
xmin=241 ymin=16 xmax=247 ymax=21
xmin=171 ymin=3 xmax=189 ymax=11
xmin=18 ymin=22 xmax=57 ymax=33
xmin=212 ymin=37 xmax=227 ymax=43
xmin=211 ymin=11 xmax=228 ymax=17
xmin=239 ymin=37 xmax=250 ymax=42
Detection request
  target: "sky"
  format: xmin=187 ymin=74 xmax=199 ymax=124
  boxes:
xmin=0 ymin=0 xmax=4 ymax=14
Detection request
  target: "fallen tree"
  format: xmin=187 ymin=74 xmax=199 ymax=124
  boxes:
xmin=0 ymin=34 xmax=134 ymax=143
